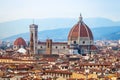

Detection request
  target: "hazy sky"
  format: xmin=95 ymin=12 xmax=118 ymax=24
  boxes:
xmin=0 ymin=0 xmax=120 ymax=22
xmin=0 ymin=0 xmax=120 ymax=39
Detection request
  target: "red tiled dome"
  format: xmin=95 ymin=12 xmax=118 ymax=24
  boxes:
xmin=68 ymin=15 xmax=93 ymax=40
xmin=14 ymin=37 xmax=27 ymax=46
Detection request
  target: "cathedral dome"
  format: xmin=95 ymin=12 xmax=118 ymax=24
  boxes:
xmin=68 ymin=14 xmax=96 ymax=54
xmin=68 ymin=15 xmax=93 ymax=41
xmin=14 ymin=37 xmax=27 ymax=46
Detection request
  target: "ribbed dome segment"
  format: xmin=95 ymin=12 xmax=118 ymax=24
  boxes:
xmin=14 ymin=37 xmax=27 ymax=46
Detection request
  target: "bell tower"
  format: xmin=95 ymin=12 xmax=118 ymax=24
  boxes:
xmin=29 ymin=24 xmax=38 ymax=54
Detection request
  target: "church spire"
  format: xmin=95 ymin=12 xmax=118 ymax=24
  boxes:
xmin=79 ymin=13 xmax=83 ymax=22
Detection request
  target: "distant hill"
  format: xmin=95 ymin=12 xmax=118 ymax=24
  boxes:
xmin=92 ymin=26 xmax=120 ymax=40
xmin=0 ymin=17 xmax=120 ymax=39
xmin=3 ymin=26 xmax=120 ymax=42
xmin=105 ymin=31 xmax=120 ymax=40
